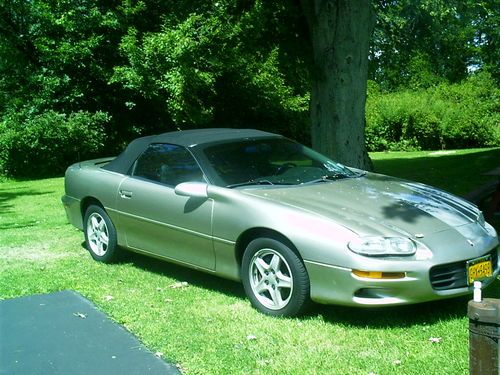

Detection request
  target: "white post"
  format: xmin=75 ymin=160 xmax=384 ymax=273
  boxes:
xmin=473 ymin=281 xmax=482 ymax=302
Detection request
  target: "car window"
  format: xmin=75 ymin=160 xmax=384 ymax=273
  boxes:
xmin=132 ymin=143 xmax=204 ymax=186
xmin=203 ymin=138 xmax=356 ymax=186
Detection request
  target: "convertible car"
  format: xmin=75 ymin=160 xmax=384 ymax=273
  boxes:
xmin=62 ymin=128 xmax=499 ymax=316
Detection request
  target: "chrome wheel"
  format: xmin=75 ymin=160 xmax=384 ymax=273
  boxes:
xmin=86 ymin=212 xmax=109 ymax=256
xmin=248 ymin=248 xmax=293 ymax=310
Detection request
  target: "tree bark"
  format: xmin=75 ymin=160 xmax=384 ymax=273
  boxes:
xmin=301 ymin=0 xmax=375 ymax=170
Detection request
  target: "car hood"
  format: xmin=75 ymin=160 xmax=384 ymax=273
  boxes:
xmin=242 ymin=173 xmax=483 ymax=237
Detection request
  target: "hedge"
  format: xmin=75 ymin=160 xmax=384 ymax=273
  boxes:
xmin=0 ymin=111 xmax=109 ymax=178
xmin=366 ymin=72 xmax=500 ymax=151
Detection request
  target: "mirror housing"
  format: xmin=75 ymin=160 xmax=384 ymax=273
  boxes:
xmin=174 ymin=182 xmax=208 ymax=199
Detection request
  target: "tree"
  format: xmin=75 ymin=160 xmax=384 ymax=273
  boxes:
xmin=0 ymin=1 xmax=123 ymax=129
xmin=370 ymin=0 xmax=500 ymax=90
xmin=301 ymin=0 xmax=375 ymax=169
xmin=111 ymin=1 xmax=311 ymax=140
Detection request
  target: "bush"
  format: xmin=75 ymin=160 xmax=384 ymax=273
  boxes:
xmin=366 ymin=72 xmax=500 ymax=151
xmin=0 ymin=111 xmax=109 ymax=178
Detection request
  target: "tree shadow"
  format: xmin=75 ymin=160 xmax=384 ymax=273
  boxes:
xmin=0 ymin=220 xmax=41 ymax=230
xmin=372 ymin=148 xmax=500 ymax=197
xmin=0 ymin=186 xmax=55 ymax=215
xmin=381 ymin=202 xmax=424 ymax=224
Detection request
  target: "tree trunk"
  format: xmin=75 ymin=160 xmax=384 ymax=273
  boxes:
xmin=301 ymin=0 xmax=375 ymax=170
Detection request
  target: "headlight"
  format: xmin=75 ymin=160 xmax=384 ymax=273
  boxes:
xmin=348 ymin=236 xmax=416 ymax=256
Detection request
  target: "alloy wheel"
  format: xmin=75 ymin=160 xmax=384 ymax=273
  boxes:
xmin=248 ymin=248 xmax=293 ymax=310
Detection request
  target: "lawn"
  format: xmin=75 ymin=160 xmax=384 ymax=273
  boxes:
xmin=1 ymin=148 xmax=499 ymax=374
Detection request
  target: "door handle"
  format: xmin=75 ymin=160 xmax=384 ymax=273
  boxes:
xmin=119 ymin=190 xmax=133 ymax=199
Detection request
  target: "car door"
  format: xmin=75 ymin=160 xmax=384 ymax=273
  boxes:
xmin=116 ymin=143 xmax=215 ymax=270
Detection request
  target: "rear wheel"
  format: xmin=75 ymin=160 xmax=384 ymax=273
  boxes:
xmin=84 ymin=205 xmax=120 ymax=263
xmin=242 ymin=238 xmax=310 ymax=317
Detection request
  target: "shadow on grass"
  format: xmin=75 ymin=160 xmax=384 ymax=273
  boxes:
xmin=372 ymin=148 xmax=500 ymax=197
xmin=0 ymin=220 xmax=41 ymax=230
xmin=0 ymin=186 xmax=54 ymax=215
xmin=81 ymin=242 xmax=247 ymax=300
xmin=82 ymin=243 xmax=499 ymax=328
xmin=132 ymin=253 xmax=247 ymax=299
xmin=312 ymin=281 xmax=499 ymax=328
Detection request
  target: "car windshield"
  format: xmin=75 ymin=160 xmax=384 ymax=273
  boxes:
xmin=203 ymin=138 xmax=358 ymax=187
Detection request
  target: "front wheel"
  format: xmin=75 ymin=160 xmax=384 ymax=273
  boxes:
xmin=242 ymin=238 xmax=310 ymax=317
xmin=84 ymin=205 xmax=120 ymax=263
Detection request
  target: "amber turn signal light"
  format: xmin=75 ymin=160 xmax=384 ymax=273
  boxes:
xmin=352 ymin=270 xmax=406 ymax=279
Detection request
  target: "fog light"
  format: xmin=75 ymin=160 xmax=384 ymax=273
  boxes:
xmin=352 ymin=270 xmax=406 ymax=279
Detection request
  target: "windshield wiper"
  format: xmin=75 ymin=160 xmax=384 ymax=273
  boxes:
xmin=304 ymin=174 xmax=346 ymax=185
xmin=226 ymin=179 xmax=275 ymax=188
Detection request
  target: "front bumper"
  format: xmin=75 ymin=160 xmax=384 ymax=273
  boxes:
xmin=305 ymin=246 xmax=499 ymax=306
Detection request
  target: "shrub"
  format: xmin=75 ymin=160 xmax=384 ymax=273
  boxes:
xmin=0 ymin=111 xmax=109 ymax=178
xmin=366 ymin=72 xmax=500 ymax=151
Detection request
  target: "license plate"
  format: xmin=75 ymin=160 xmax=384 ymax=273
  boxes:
xmin=466 ymin=255 xmax=493 ymax=285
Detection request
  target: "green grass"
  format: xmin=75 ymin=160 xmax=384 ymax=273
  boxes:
xmin=1 ymin=149 xmax=499 ymax=374
xmin=371 ymin=148 xmax=500 ymax=196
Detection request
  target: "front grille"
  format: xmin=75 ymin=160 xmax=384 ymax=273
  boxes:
xmin=430 ymin=248 xmax=498 ymax=291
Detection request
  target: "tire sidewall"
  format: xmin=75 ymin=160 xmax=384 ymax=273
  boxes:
xmin=242 ymin=237 xmax=310 ymax=317
xmin=83 ymin=205 xmax=118 ymax=263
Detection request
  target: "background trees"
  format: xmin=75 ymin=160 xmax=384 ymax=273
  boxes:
xmin=0 ymin=0 xmax=498 ymax=177
xmin=111 ymin=1 xmax=310 ymax=140
xmin=370 ymin=0 xmax=499 ymax=90
xmin=366 ymin=0 xmax=499 ymax=151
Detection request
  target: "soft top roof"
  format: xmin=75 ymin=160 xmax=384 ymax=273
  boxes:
xmin=103 ymin=128 xmax=280 ymax=174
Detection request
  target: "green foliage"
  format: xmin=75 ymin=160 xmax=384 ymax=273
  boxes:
xmin=0 ymin=1 xmax=121 ymax=114
xmin=366 ymin=72 xmax=500 ymax=151
xmin=371 ymin=0 xmax=500 ymax=89
xmin=0 ymin=111 xmax=109 ymax=178
xmin=111 ymin=1 xmax=310 ymax=137
xmin=0 ymin=0 xmax=310 ymax=178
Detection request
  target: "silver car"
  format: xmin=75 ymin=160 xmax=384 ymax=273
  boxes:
xmin=62 ymin=129 xmax=499 ymax=316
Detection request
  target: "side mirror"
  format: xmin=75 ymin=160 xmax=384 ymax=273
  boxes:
xmin=174 ymin=182 xmax=208 ymax=199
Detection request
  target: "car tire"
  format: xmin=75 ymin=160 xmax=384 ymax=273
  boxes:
xmin=83 ymin=205 xmax=120 ymax=263
xmin=242 ymin=237 xmax=310 ymax=317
